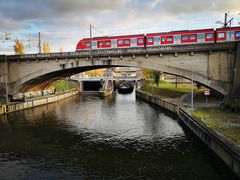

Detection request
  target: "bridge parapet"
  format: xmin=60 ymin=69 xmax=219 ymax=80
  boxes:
xmin=2 ymin=42 xmax=236 ymax=61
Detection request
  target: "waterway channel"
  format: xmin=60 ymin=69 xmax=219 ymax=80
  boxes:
xmin=0 ymin=91 xmax=236 ymax=179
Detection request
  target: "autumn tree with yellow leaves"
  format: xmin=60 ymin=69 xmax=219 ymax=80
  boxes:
xmin=142 ymin=68 xmax=162 ymax=86
xmin=85 ymin=69 xmax=106 ymax=77
xmin=59 ymin=47 xmax=63 ymax=53
xmin=13 ymin=39 xmax=25 ymax=55
xmin=142 ymin=68 xmax=154 ymax=79
xmin=42 ymin=42 xmax=51 ymax=53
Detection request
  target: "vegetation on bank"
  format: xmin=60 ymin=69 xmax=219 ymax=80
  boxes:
xmin=191 ymin=109 xmax=240 ymax=147
xmin=54 ymin=80 xmax=74 ymax=92
xmin=140 ymin=80 xmax=198 ymax=99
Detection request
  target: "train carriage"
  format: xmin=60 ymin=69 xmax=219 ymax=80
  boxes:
xmin=76 ymin=34 xmax=145 ymax=51
xmin=146 ymin=28 xmax=215 ymax=47
xmin=216 ymin=27 xmax=240 ymax=42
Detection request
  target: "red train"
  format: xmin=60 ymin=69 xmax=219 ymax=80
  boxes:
xmin=76 ymin=27 xmax=240 ymax=51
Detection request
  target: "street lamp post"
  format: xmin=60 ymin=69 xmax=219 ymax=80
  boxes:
xmin=191 ymin=71 xmax=194 ymax=109
xmin=151 ymin=75 xmax=154 ymax=95
xmin=90 ymin=24 xmax=93 ymax=60
xmin=238 ymin=13 xmax=240 ymax=25
xmin=67 ymin=77 xmax=69 ymax=91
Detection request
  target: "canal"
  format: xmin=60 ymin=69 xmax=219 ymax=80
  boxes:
xmin=0 ymin=91 xmax=236 ymax=179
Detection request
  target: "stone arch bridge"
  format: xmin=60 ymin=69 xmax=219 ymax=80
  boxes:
xmin=0 ymin=42 xmax=240 ymax=104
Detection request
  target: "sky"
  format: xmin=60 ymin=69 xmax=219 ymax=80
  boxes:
xmin=0 ymin=0 xmax=240 ymax=54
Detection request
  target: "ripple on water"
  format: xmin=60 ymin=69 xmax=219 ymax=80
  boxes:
xmin=0 ymin=93 xmax=237 ymax=180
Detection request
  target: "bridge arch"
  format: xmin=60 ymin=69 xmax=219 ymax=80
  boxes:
xmin=1 ymin=42 xmax=238 ymax=98
xmin=14 ymin=61 xmax=225 ymax=96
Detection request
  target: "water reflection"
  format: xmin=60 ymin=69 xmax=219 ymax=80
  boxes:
xmin=0 ymin=92 xmax=236 ymax=179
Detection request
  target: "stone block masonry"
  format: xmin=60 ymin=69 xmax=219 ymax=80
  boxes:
xmin=136 ymin=90 xmax=240 ymax=178
xmin=0 ymin=90 xmax=79 ymax=115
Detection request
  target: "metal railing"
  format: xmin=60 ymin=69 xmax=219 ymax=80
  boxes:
xmin=136 ymin=89 xmax=240 ymax=178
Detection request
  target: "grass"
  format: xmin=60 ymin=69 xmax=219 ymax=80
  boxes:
xmin=191 ymin=110 xmax=210 ymax=119
xmin=54 ymin=80 xmax=73 ymax=91
xmin=191 ymin=109 xmax=240 ymax=147
xmin=140 ymin=81 xmax=198 ymax=99
xmin=192 ymin=109 xmax=240 ymax=122
xmin=158 ymin=80 xmax=194 ymax=91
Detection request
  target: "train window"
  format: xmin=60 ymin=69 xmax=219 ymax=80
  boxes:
xmin=86 ymin=42 xmax=90 ymax=47
xmin=182 ymin=35 xmax=188 ymax=40
xmin=154 ymin=37 xmax=160 ymax=42
xmin=138 ymin=38 xmax=143 ymax=44
xmin=206 ymin=33 xmax=213 ymax=39
xmin=162 ymin=37 xmax=166 ymax=42
xmin=118 ymin=40 xmax=123 ymax=45
xmin=147 ymin=37 xmax=153 ymax=43
xmin=131 ymin=38 xmax=137 ymax=43
xmin=218 ymin=33 xmax=225 ymax=38
xmin=167 ymin=36 xmax=173 ymax=42
xmin=124 ymin=39 xmax=130 ymax=44
xmin=236 ymin=31 xmax=240 ymax=38
xmin=112 ymin=40 xmax=117 ymax=46
xmin=105 ymin=41 xmax=111 ymax=46
xmin=98 ymin=41 xmax=103 ymax=46
xmin=190 ymin=35 xmax=196 ymax=40
xmin=92 ymin=42 xmax=97 ymax=47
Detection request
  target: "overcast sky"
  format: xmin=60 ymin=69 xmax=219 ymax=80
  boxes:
xmin=0 ymin=0 xmax=240 ymax=54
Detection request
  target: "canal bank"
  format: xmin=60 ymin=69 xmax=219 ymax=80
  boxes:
xmin=0 ymin=90 xmax=79 ymax=115
xmin=0 ymin=90 xmax=234 ymax=179
xmin=136 ymin=89 xmax=240 ymax=178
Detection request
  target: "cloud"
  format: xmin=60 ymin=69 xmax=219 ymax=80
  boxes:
xmin=157 ymin=0 xmax=240 ymax=15
xmin=0 ymin=0 xmax=127 ymax=21
xmin=0 ymin=15 xmax=22 ymax=30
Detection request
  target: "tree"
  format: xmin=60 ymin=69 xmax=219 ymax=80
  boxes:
xmin=142 ymin=68 xmax=153 ymax=79
xmin=13 ymin=39 xmax=25 ymax=55
xmin=153 ymin=71 xmax=160 ymax=86
xmin=196 ymin=82 xmax=201 ymax=90
xmin=85 ymin=69 xmax=106 ymax=77
xmin=142 ymin=68 xmax=161 ymax=86
xmin=42 ymin=42 xmax=51 ymax=53
xmin=59 ymin=47 xmax=63 ymax=53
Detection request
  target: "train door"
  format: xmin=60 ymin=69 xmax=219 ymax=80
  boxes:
xmin=131 ymin=38 xmax=137 ymax=47
xmin=92 ymin=41 xmax=97 ymax=49
xmin=112 ymin=39 xmax=117 ymax=48
xmin=226 ymin=31 xmax=235 ymax=41
xmin=154 ymin=36 xmax=161 ymax=46
xmin=197 ymin=33 xmax=205 ymax=43
xmin=174 ymin=35 xmax=181 ymax=45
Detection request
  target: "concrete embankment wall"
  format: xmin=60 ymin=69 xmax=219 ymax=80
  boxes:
xmin=0 ymin=90 xmax=79 ymax=115
xmin=136 ymin=90 xmax=240 ymax=178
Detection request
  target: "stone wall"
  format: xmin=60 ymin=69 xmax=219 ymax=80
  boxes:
xmin=0 ymin=90 xmax=79 ymax=115
xmin=136 ymin=90 xmax=240 ymax=178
